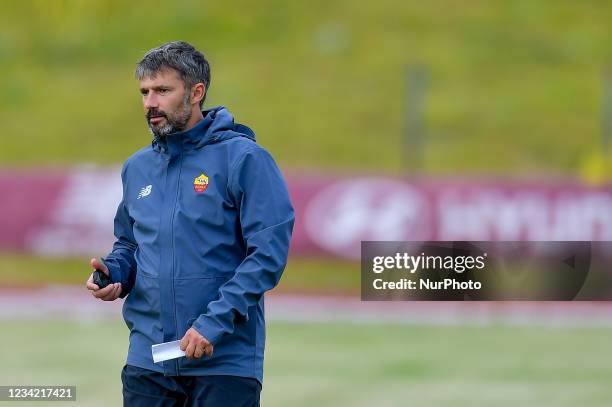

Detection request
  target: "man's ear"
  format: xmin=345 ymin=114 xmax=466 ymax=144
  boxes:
xmin=191 ymin=83 xmax=206 ymax=105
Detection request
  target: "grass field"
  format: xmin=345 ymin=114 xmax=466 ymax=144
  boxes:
xmin=1 ymin=1 xmax=611 ymax=178
xmin=1 ymin=319 xmax=611 ymax=406
xmin=0 ymin=253 xmax=360 ymax=294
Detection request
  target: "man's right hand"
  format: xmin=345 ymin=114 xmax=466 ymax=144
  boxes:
xmin=86 ymin=258 xmax=122 ymax=301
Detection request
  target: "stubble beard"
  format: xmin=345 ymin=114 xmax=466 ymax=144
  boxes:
xmin=147 ymin=94 xmax=192 ymax=138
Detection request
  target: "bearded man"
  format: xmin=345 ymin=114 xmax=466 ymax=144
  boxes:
xmin=85 ymin=41 xmax=294 ymax=407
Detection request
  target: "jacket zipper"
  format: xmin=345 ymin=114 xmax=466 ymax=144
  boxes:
xmin=171 ymin=153 xmax=184 ymax=375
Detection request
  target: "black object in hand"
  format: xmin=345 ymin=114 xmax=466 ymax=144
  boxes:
xmin=93 ymin=269 xmax=111 ymax=289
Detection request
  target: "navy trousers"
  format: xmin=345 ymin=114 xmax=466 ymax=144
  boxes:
xmin=121 ymin=365 xmax=261 ymax=407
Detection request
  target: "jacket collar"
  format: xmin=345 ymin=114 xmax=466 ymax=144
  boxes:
xmin=151 ymin=106 xmax=255 ymax=157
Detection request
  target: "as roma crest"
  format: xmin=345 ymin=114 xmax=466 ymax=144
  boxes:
xmin=193 ymin=173 xmax=209 ymax=193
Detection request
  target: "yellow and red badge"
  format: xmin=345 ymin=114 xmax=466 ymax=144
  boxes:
xmin=193 ymin=173 xmax=209 ymax=193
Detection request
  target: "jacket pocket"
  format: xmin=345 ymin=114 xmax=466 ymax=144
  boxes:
xmin=173 ymin=276 xmax=229 ymax=340
xmin=122 ymin=272 xmax=163 ymax=344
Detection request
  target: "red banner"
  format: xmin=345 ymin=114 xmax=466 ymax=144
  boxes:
xmin=1 ymin=168 xmax=612 ymax=259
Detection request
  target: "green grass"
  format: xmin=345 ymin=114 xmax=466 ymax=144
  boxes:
xmin=1 ymin=1 xmax=611 ymax=178
xmin=0 ymin=253 xmax=360 ymax=293
xmin=0 ymin=319 xmax=610 ymax=406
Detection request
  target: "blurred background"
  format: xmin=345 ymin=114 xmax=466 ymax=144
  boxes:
xmin=1 ymin=0 xmax=612 ymax=405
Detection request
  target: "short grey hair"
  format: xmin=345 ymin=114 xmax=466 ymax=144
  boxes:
xmin=135 ymin=41 xmax=211 ymax=107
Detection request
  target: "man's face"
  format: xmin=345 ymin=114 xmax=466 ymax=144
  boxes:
xmin=140 ymin=68 xmax=192 ymax=138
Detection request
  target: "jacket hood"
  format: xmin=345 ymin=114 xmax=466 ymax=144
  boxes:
xmin=152 ymin=106 xmax=256 ymax=155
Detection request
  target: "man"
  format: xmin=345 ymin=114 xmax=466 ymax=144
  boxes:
xmin=85 ymin=41 xmax=294 ymax=406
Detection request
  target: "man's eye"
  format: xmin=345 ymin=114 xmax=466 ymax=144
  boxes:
xmin=159 ymin=89 xmax=169 ymax=94
xmin=140 ymin=90 xmax=148 ymax=96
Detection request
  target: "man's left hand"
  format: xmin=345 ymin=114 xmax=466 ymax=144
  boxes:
xmin=180 ymin=327 xmax=213 ymax=359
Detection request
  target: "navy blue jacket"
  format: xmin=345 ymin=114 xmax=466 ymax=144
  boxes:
xmin=104 ymin=106 xmax=294 ymax=383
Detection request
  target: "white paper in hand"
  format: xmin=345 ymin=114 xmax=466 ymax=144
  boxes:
xmin=151 ymin=340 xmax=186 ymax=363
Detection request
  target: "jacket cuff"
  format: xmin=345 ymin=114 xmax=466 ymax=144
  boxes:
xmin=103 ymin=258 xmax=130 ymax=299
xmin=191 ymin=316 xmax=226 ymax=346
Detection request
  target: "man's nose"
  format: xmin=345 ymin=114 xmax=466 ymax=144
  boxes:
xmin=143 ymin=93 xmax=158 ymax=109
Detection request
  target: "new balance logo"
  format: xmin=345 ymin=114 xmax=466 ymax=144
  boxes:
xmin=137 ymin=185 xmax=152 ymax=199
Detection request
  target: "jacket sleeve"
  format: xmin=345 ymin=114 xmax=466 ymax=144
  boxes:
xmin=191 ymin=147 xmax=295 ymax=345
xmin=104 ymin=163 xmax=138 ymax=298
